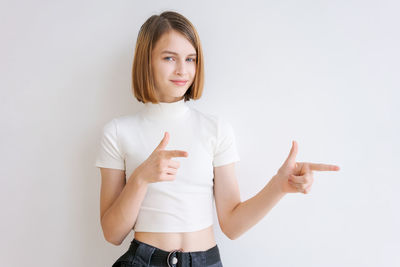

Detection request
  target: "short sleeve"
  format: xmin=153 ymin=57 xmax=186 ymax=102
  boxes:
xmin=212 ymin=117 xmax=240 ymax=167
xmin=94 ymin=119 xmax=125 ymax=170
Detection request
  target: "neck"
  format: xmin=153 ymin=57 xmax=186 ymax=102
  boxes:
xmin=140 ymin=98 xmax=190 ymax=121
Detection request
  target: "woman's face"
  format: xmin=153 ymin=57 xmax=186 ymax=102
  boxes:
xmin=151 ymin=30 xmax=197 ymax=103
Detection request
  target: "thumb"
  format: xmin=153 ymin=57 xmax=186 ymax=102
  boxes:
xmin=283 ymin=140 xmax=298 ymax=166
xmin=155 ymin=132 xmax=169 ymax=151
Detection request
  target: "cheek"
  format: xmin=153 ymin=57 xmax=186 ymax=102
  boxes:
xmin=152 ymin=61 xmax=171 ymax=76
xmin=160 ymin=63 xmax=176 ymax=77
xmin=153 ymin=66 xmax=169 ymax=81
xmin=189 ymin=64 xmax=196 ymax=78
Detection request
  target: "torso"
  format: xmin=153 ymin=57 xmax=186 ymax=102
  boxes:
xmin=134 ymin=225 xmax=216 ymax=252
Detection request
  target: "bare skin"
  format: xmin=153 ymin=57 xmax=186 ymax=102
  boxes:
xmin=134 ymin=225 xmax=216 ymax=252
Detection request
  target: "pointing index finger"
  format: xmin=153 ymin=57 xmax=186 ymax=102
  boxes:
xmin=166 ymin=150 xmax=189 ymax=158
xmin=309 ymin=163 xmax=340 ymax=171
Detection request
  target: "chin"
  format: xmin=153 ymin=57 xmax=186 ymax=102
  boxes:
xmin=173 ymin=89 xmax=189 ymax=96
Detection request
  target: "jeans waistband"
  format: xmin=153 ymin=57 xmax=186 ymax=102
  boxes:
xmin=129 ymin=238 xmax=221 ymax=267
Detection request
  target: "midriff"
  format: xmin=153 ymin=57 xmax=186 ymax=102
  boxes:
xmin=134 ymin=225 xmax=216 ymax=252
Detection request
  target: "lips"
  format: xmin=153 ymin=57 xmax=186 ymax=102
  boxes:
xmin=171 ymin=80 xmax=188 ymax=86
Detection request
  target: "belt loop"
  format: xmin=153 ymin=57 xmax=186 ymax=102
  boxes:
xmin=188 ymin=251 xmax=206 ymax=267
xmin=131 ymin=242 xmax=156 ymax=266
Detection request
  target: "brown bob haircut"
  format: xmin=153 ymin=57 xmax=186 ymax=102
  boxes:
xmin=132 ymin=11 xmax=204 ymax=104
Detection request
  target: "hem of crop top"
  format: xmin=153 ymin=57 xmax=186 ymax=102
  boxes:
xmin=133 ymin=221 xmax=214 ymax=233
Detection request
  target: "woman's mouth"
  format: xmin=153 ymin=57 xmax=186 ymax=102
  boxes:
xmin=171 ymin=80 xmax=187 ymax=86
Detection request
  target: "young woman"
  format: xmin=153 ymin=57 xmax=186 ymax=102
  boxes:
xmin=95 ymin=11 xmax=340 ymax=267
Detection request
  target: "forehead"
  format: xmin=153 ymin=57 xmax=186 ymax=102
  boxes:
xmin=152 ymin=30 xmax=196 ymax=55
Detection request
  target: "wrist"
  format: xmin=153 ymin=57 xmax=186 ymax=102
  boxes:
xmin=128 ymin=167 xmax=148 ymax=187
xmin=270 ymin=174 xmax=287 ymax=196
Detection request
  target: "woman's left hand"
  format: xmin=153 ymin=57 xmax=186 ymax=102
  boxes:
xmin=274 ymin=141 xmax=340 ymax=194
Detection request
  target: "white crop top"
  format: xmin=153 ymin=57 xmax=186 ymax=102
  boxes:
xmin=94 ymin=98 xmax=240 ymax=232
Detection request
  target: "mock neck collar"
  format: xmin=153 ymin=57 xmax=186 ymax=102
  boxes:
xmin=140 ymin=98 xmax=190 ymax=121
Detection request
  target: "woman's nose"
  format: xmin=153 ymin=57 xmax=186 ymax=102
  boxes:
xmin=175 ymin=61 xmax=186 ymax=75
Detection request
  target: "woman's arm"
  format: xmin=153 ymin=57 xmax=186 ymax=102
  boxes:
xmin=214 ymin=141 xmax=340 ymax=240
xmin=99 ymin=132 xmax=188 ymax=246
xmin=214 ymin=164 xmax=285 ymax=240
xmin=100 ymin=167 xmax=148 ymax=246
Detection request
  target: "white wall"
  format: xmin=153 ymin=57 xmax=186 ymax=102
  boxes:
xmin=1 ymin=0 xmax=399 ymax=266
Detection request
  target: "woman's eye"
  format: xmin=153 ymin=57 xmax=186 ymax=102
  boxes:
xmin=163 ymin=57 xmax=196 ymax=62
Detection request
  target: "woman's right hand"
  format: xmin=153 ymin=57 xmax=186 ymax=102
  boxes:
xmin=134 ymin=132 xmax=189 ymax=184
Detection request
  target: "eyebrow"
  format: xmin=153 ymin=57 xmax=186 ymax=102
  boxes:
xmin=161 ymin=50 xmax=197 ymax=57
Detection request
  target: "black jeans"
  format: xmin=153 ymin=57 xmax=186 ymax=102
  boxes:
xmin=112 ymin=238 xmax=223 ymax=267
